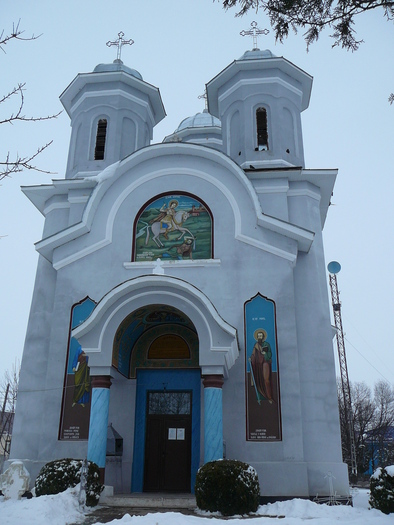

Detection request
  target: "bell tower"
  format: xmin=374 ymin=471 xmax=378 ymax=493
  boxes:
xmin=60 ymin=54 xmax=165 ymax=179
xmin=206 ymin=48 xmax=312 ymax=170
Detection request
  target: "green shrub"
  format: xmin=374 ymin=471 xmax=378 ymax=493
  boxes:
xmin=195 ymin=459 xmax=260 ymax=516
xmin=35 ymin=458 xmax=103 ymax=506
xmin=370 ymin=466 xmax=394 ymax=514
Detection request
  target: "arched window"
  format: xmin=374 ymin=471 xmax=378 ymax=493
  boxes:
xmin=94 ymin=119 xmax=107 ymax=160
xmin=256 ymin=107 xmax=268 ymax=151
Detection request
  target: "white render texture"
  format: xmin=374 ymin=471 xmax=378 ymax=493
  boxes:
xmin=11 ymin=52 xmax=349 ymax=498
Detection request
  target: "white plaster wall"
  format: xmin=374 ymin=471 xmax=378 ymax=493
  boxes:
xmin=11 ymin=144 xmax=348 ymax=497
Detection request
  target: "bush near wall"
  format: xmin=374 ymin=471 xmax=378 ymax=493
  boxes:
xmin=369 ymin=465 xmax=394 ymax=514
xmin=195 ymin=459 xmax=260 ymax=516
xmin=35 ymin=458 xmax=103 ymax=506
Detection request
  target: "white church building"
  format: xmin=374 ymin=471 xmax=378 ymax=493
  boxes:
xmin=10 ymin=35 xmax=350 ymax=499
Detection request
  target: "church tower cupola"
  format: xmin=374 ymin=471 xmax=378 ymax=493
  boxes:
xmin=206 ymin=48 xmax=312 ymax=170
xmin=60 ymin=57 xmax=166 ymax=179
xmin=163 ymin=109 xmax=222 ymax=151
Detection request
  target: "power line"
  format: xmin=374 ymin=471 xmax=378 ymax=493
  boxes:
xmin=344 ymin=336 xmax=392 ymax=384
xmin=17 ymin=383 xmax=87 ymax=394
xmin=343 ymin=312 xmax=394 ymax=380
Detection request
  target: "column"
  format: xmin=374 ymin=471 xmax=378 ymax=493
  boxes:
xmin=203 ymin=375 xmax=224 ymax=463
xmin=87 ymin=375 xmax=112 ymax=484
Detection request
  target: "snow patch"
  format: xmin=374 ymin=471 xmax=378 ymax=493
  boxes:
xmin=0 ymin=486 xmax=85 ymax=525
xmin=385 ymin=465 xmax=394 ymax=477
xmin=88 ymin=161 xmax=120 ymax=184
xmin=1 ymin=488 xmax=393 ymax=525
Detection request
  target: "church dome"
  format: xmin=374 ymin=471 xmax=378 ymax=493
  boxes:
xmin=93 ymin=59 xmax=143 ymax=80
xmin=163 ymin=109 xmax=222 ymax=151
xmin=175 ymin=110 xmax=221 ymax=132
xmin=238 ymin=49 xmax=276 ymax=61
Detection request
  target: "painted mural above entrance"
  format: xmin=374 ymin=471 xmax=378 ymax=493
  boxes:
xmin=133 ymin=193 xmax=213 ymax=261
xmin=112 ymin=304 xmax=199 ymax=378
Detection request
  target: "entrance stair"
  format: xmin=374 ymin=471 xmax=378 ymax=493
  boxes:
xmin=101 ymin=491 xmax=197 ymax=510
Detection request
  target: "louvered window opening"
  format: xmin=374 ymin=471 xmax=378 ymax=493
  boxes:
xmin=94 ymin=119 xmax=107 ymax=160
xmin=256 ymin=108 xmax=268 ymax=151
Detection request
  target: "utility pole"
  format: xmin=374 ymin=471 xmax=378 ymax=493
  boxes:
xmin=0 ymin=383 xmax=10 ymax=428
xmin=1 ymin=383 xmax=10 ymax=463
xmin=327 ymin=261 xmax=357 ymax=480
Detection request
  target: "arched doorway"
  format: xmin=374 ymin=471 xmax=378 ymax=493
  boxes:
xmin=72 ymin=275 xmax=239 ymax=493
xmin=112 ymin=304 xmax=200 ymax=493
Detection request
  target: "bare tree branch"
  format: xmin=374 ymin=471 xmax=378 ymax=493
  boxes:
xmin=0 ymin=362 xmax=20 ymax=462
xmin=0 ymin=142 xmax=55 ymax=181
xmin=0 ymin=20 xmax=61 ymax=179
xmin=0 ymin=83 xmax=61 ymax=125
xmin=0 ymin=19 xmax=41 ymax=53
xmin=338 ymin=379 xmax=394 ymax=476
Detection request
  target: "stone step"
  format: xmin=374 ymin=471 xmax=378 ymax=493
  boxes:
xmin=101 ymin=492 xmax=197 ymax=509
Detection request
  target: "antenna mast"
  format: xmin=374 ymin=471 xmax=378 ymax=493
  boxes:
xmin=327 ymin=261 xmax=357 ymax=479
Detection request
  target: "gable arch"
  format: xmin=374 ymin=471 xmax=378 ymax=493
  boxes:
xmin=72 ymin=275 xmax=239 ymax=378
xmin=40 ymin=143 xmax=313 ymax=269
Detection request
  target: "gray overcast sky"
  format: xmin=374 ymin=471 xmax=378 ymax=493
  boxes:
xmin=1 ymin=1 xmax=393 ymax=389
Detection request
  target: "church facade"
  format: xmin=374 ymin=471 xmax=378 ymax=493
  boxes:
xmin=10 ymin=45 xmax=350 ymax=498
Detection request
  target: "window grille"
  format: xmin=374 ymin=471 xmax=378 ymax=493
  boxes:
xmin=94 ymin=119 xmax=107 ymax=160
xmin=256 ymin=108 xmax=268 ymax=151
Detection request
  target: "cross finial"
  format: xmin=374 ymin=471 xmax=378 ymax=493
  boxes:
xmin=240 ymin=21 xmax=269 ymax=50
xmin=198 ymin=89 xmax=208 ymax=110
xmin=106 ymin=31 xmax=134 ymax=62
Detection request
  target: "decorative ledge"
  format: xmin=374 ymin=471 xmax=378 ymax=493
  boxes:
xmin=123 ymin=258 xmax=221 ymax=273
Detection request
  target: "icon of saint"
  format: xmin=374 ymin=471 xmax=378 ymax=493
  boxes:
xmin=249 ymin=329 xmax=273 ymax=404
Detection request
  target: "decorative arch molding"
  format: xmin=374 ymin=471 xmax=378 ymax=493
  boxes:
xmin=228 ymin=108 xmax=241 ymax=159
xmin=71 ymin=121 xmax=84 ymax=168
xmin=283 ymin=106 xmax=299 ymax=158
xmin=72 ymin=275 xmax=239 ymax=378
xmin=35 ymin=143 xmax=313 ymax=269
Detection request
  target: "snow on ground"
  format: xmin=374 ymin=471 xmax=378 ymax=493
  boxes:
xmin=1 ymin=488 xmax=392 ymax=525
xmin=1 ymin=486 xmax=83 ymax=525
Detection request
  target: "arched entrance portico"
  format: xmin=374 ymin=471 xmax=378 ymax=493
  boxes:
xmin=72 ymin=276 xmax=239 ymax=491
xmin=113 ymin=303 xmax=200 ymax=492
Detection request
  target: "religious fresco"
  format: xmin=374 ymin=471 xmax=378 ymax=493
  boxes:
xmin=59 ymin=297 xmax=96 ymax=440
xmin=112 ymin=305 xmax=199 ymax=378
xmin=244 ymin=293 xmax=282 ymax=441
xmin=133 ymin=194 xmax=212 ymax=261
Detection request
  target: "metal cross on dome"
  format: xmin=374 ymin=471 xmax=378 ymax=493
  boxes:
xmin=198 ymin=89 xmax=208 ymax=110
xmin=106 ymin=31 xmax=134 ymax=61
xmin=240 ymin=21 xmax=269 ymax=50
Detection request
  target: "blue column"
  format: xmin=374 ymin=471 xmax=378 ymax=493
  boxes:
xmin=87 ymin=376 xmax=111 ymax=482
xmin=203 ymin=375 xmax=224 ymax=463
